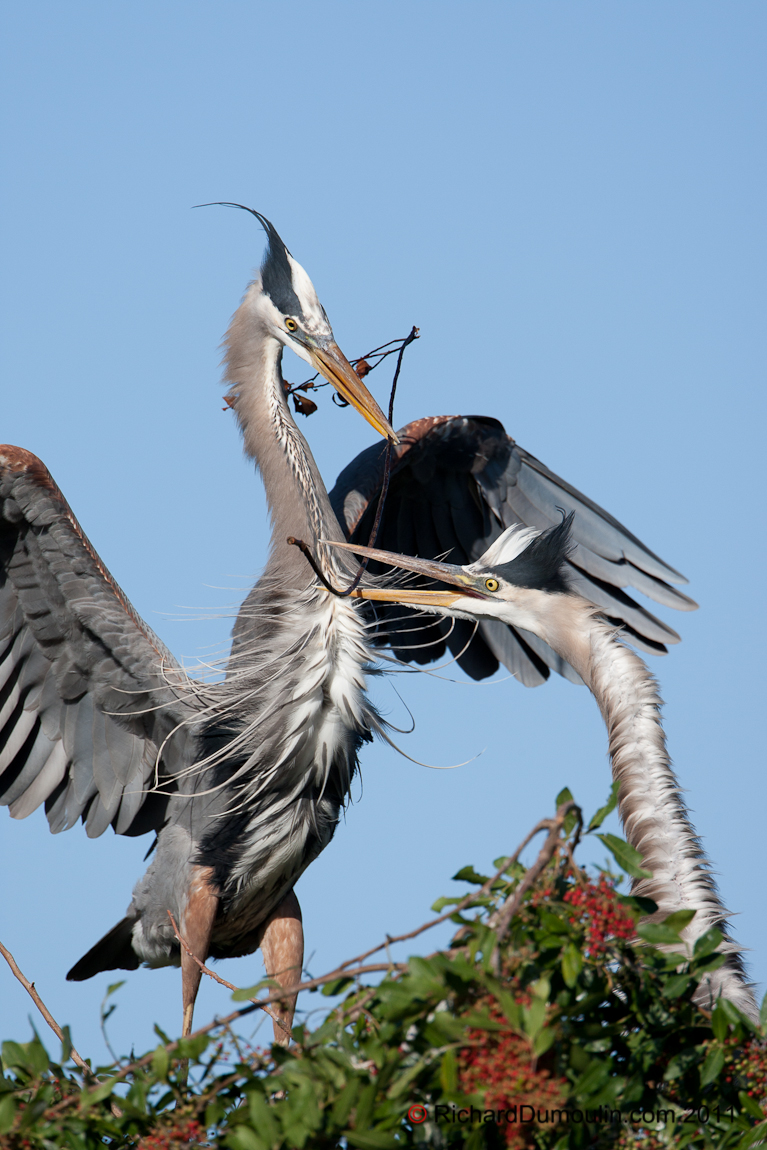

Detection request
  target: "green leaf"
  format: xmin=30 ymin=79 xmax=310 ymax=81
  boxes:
xmin=226 ymin=1128 xmax=268 ymax=1150
xmin=151 ymin=1044 xmax=169 ymax=1080
xmin=596 ymin=833 xmax=651 ymax=879
xmin=523 ymin=997 xmax=546 ymax=1040
xmin=624 ymin=895 xmax=658 ymax=916
xmin=760 ymin=989 xmax=767 ymax=1031
xmin=1 ymin=1039 xmax=47 ymax=1077
xmin=661 ymin=909 xmax=696 ymax=933
xmin=699 ymin=1044 xmax=725 ymax=1086
xmin=231 ymin=979 xmax=272 ymax=1002
xmin=693 ymin=952 xmax=726 ymax=975
xmin=430 ymin=896 xmax=463 ymax=913
xmin=440 ymin=1048 xmax=458 ymax=1095
xmin=534 ymin=1027 xmax=556 ymax=1057
xmin=561 ymin=942 xmax=583 ymax=988
xmin=495 ymin=990 xmax=523 ymax=1031
xmin=693 ymin=927 xmax=724 ymax=960
xmin=452 ymin=865 xmax=489 ymax=885
xmin=0 ymin=1095 xmax=16 ymax=1136
xmin=636 ymin=922 xmax=685 ymax=946
xmin=539 ymin=911 xmax=571 ymax=936
xmin=739 ymin=1091 xmax=766 ymax=1121
xmin=556 ymin=786 xmax=574 ymax=809
xmin=574 ymin=1058 xmax=610 ymax=1100
xmin=587 ymin=780 xmax=620 ymax=831
xmin=711 ymin=1001 xmax=729 ymax=1041
xmin=81 ymin=1075 xmax=119 ymax=1108
xmin=662 ymin=973 xmax=691 ymax=999
xmin=248 ymin=1091 xmax=279 ymax=1146
xmin=320 ymin=977 xmax=354 ymax=998
xmin=59 ymin=1024 xmax=72 ymax=1065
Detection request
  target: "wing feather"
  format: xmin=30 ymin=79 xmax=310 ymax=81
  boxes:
xmin=330 ymin=415 xmax=695 ymax=686
xmin=0 ymin=446 xmax=197 ymax=837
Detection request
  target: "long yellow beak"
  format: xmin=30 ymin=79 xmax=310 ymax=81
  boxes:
xmin=310 ymin=342 xmax=399 ymax=444
xmin=321 ymin=539 xmax=486 ymax=605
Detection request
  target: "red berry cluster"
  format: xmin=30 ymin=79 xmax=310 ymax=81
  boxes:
xmin=563 ymin=876 xmax=635 ymax=956
xmin=458 ymin=997 xmax=567 ymax=1149
xmin=138 ymin=1117 xmax=205 ymax=1149
xmin=721 ymin=1035 xmax=767 ymax=1106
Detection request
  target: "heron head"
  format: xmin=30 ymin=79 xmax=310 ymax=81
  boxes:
xmin=323 ymin=516 xmax=574 ymax=631
xmin=212 ymin=203 xmax=397 ymax=442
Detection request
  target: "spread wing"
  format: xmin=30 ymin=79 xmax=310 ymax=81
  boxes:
xmin=330 ymin=416 xmax=697 ymax=687
xmin=0 ymin=447 xmax=198 ymax=837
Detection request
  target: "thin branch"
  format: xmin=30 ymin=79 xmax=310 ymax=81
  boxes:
xmin=0 ymin=939 xmax=90 ymax=1074
xmin=288 ymin=325 xmax=420 ymax=598
xmin=45 ymin=805 xmax=575 ymax=1112
xmin=490 ymin=801 xmax=581 ymax=971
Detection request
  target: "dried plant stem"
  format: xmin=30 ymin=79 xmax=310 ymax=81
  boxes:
xmin=0 ymin=939 xmax=90 ymax=1073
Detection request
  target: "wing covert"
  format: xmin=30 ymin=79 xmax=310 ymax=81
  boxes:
xmin=330 ymin=416 xmax=697 ymax=685
xmin=0 ymin=447 xmax=197 ymax=837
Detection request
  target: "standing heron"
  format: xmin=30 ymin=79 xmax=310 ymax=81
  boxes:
xmin=0 ymin=209 xmax=396 ymax=1042
xmin=324 ymin=523 xmax=757 ymax=1018
xmin=1 ymin=207 xmax=701 ymax=1044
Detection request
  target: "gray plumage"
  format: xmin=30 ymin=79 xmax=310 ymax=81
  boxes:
xmin=0 ymin=215 xmax=394 ymax=1033
xmin=331 ymin=415 xmax=697 ymax=686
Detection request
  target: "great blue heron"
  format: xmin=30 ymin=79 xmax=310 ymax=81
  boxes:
xmin=324 ymin=523 xmax=757 ymax=1018
xmin=1 ymin=208 xmax=699 ymax=1044
xmin=0 ymin=210 xmax=396 ymax=1043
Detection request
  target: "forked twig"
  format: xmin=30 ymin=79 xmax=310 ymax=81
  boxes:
xmin=0 ymin=939 xmax=90 ymax=1073
xmin=490 ymin=801 xmax=581 ymax=971
xmin=288 ymin=324 xmax=419 ymax=597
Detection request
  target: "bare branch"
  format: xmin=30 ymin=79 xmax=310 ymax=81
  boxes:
xmin=0 ymin=939 xmax=90 ymax=1074
xmin=490 ymin=801 xmax=582 ymax=970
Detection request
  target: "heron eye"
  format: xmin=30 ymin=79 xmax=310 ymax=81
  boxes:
xmin=484 ymin=578 xmax=499 ymax=592
xmin=285 ymin=318 xmax=298 ymax=333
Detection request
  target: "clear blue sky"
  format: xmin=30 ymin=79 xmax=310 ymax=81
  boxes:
xmin=1 ymin=3 xmax=765 ymax=1061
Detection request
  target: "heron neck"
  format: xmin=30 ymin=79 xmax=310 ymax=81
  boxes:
xmin=225 ymin=330 xmax=347 ymax=580
xmin=538 ymin=599 xmax=727 ymax=945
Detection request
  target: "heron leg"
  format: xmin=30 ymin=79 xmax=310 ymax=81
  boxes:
xmin=180 ymin=866 xmax=219 ymax=1037
xmin=257 ymin=889 xmax=304 ymax=1046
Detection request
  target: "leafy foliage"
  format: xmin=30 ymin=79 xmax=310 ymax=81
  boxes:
xmin=1 ymin=791 xmax=765 ymax=1149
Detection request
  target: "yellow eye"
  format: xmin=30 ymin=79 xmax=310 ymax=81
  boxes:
xmin=484 ymin=578 xmax=499 ymax=592
xmin=285 ymin=318 xmax=298 ymax=333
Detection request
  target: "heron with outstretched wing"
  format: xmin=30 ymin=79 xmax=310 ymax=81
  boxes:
xmin=0 ymin=209 xmax=396 ymax=1043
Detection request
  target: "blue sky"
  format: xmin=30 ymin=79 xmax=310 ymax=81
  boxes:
xmin=1 ymin=3 xmax=765 ymax=1061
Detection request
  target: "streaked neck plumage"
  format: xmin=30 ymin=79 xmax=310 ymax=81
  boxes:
xmin=223 ymin=287 xmax=349 ymax=584
xmin=528 ymin=592 xmax=756 ymax=1018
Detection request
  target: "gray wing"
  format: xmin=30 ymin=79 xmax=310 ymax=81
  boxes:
xmin=330 ymin=416 xmax=697 ymax=687
xmin=0 ymin=447 xmax=198 ymax=837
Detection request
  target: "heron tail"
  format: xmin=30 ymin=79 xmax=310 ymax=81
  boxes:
xmin=66 ymin=917 xmax=140 ymax=981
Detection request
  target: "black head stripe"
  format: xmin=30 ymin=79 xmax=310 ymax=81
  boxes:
xmin=193 ymin=203 xmax=304 ymax=320
xmin=259 ymin=221 xmax=305 ymax=321
xmin=489 ymin=513 xmax=574 ymax=593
